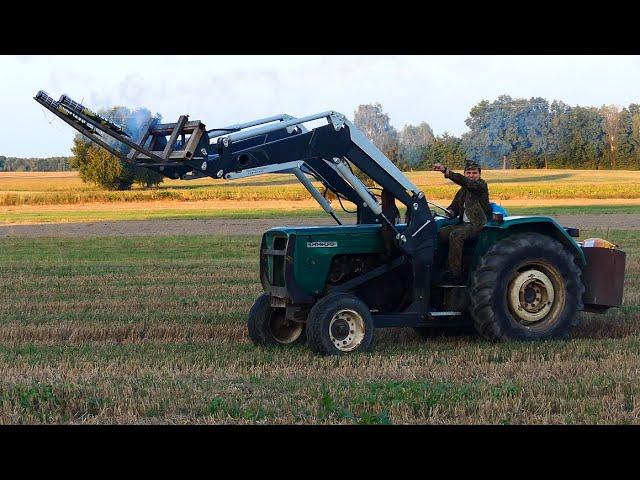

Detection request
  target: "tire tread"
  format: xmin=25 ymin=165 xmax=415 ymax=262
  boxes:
xmin=469 ymin=233 xmax=584 ymax=341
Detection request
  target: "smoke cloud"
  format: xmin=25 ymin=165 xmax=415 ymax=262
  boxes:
xmin=76 ymin=106 xmax=163 ymax=155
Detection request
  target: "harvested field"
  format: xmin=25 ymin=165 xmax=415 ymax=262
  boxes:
xmin=4 ymin=169 xmax=640 ymax=206
xmin=2 ymin=168 xmax=639 ymax=424
xmin=5 ymin=198 xmax=640 ymax=225
xmin=0 ymin=230 xmax=638 ymax=424
xmin=0 ymin=218 xmax=334 ymax=237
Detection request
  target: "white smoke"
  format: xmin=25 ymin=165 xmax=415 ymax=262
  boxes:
xmin=76 ymin=106 xmax=162 ymax=154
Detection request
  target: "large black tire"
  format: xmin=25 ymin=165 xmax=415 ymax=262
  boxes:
xmin=247 ymin=293 xmax=305 ymax=346
xmin=469 ymin=232 xmax=584 ymax=341
xmin=306 ymin=293 xmax=374 ymax=355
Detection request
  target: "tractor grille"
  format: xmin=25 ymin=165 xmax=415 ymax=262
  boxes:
xmin=260 ymin=234 xmax=289 ymax=296
xmin=271 ymin=236 xmax=287 ymax=287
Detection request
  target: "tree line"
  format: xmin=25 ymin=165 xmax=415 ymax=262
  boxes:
xmin=0 ymin=156 xmax=71 ymax=172
xmin=354 ymin=96 xmax=640 ymax=171
xmin=6 ymin=95 xmax=640 ymax=189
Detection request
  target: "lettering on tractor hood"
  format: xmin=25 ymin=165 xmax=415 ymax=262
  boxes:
xmin=307 ymin=241 xmax=338 ymax=248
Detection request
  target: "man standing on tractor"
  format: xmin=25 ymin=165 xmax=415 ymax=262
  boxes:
xmin=433 ymin=160 xmax=492 ymax=285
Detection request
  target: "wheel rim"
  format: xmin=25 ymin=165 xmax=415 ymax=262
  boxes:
xmin=328 ymin=309 xmax=366 ymax=352
xmin=506 ymin=263 xmax=565 ymax=329
xmin=269 ymin=310 xmax=303 ymax=344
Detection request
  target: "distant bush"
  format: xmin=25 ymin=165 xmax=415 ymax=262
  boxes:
xmin=68 ymin=105 xmax=164 ymax=191
xmin=70 ymin=137 xmax=164 ymax=191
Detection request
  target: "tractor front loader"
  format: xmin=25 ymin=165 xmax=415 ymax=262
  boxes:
xmin=35 ymin=91 xmax=626 ymax=355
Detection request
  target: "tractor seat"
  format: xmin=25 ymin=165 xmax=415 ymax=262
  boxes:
xmin=490 ymin=202 xmax=509 ymax=216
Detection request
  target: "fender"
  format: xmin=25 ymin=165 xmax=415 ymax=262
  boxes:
xmin=473 ymin=216 xmax=586 ymax=267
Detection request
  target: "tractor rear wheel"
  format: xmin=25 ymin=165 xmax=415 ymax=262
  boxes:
xmin=306 ymin=293 xmax=374 ymax=355
xmin=469 ymin=233 xmax=584 ymax=341
xmin=247 ymin=293 xmax=304 ymax=346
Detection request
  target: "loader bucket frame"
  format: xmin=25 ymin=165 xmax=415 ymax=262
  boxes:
xmin=34 ymin=91 xmax=207 ymax=164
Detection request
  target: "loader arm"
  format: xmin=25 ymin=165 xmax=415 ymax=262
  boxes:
xmin=208 ymin=111 xmax=436 ymax=254
xmin=34 ymin=91 xmax=369 ymax=220
xmin=35 ymin=92 xmax=437 ymax=312
xmin=206 ymin=110 xmax=437 ymax=314
xmin=34 ymin=91 xmax=434 ymax=247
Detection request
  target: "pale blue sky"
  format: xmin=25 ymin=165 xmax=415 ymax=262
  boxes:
xmin=3 ymin=55 xmax=640 ymax=157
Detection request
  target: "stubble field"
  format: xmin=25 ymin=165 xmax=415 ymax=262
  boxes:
xmin=0 ymin=231 xmax=638 ymax=424
xmin=3 ymin=169 xmax=640 ymax=207
xmin=4 ymin=169 xmax=640 ymax=225
xmin=1 ymin=169 xmax=639 ymax=424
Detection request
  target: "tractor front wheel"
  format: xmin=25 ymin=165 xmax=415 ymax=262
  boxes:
xmin=469 ymin=233 xmax=584 ymax=341
xmin=247 ymin=293 xmax=304 ymax=346
xmin=306 ymin=293 xmax=374 ymax=355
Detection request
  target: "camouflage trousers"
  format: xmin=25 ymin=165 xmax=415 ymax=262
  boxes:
xmin=438 ymin=223 xmax=483 ymax=277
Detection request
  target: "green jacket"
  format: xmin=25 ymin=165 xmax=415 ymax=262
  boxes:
xmin=444 ymin=168 xmax=492 ymax=229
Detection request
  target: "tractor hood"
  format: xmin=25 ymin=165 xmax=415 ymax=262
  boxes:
xmin=267 ymin=224 xmax=385 ymax=236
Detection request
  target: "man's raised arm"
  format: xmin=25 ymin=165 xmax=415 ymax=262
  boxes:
xmin=433 ymin=162 xmax=487 ymax=193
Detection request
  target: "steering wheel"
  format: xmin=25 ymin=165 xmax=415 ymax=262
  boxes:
xmin=428 ymin=201 xmax=455 ymax=219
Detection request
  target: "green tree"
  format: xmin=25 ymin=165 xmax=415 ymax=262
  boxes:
xmin=353 ymin=103 xmax=401 ymax=166
xmin=415 ymin=133 xmax=467 ymax=170
xmin=462 ymin=95 xmax=551 ymax=168
xmin=600 ymin=104 xmax=622 ymax=169
xmin=70 ymin=136 xmax=134 ymax=190
xmin=463 ymin=97 xmax=513 ymax=167
xmin=399 ymin=122 xmax=435 ymax=167
xmin=68 ymin=106 xmax=164 ymax=190
xmin=548 ymin=106 xmax=606 ymax=169
xmin=615 ymin=104 xmax=640 ymax=169
xmin=134 ymin=165 xmax=164 ymax=188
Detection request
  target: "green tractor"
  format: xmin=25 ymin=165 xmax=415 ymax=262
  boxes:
xmin=35 ymin=92 xmax=626 ymax=356
xmin=255 ymin=213 xmax=624 ymax=355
